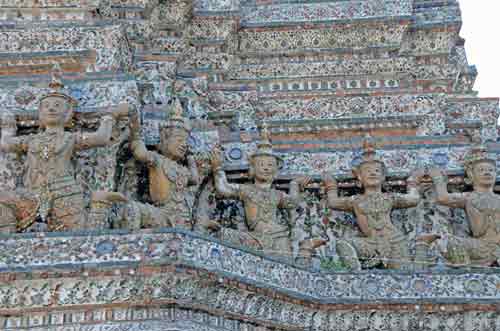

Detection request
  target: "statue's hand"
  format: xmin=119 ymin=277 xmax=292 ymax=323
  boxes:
xmin=294 ymin=176 xmax=312 ymax=191
xmin=408 ymin=168 xmax=426 ymax=184
xmin=428 ymin=167 xmax=445 ymax=180
xmin=321 ymin=171 xmax=337 ymax=191
xmin=111 ymin=102 xmax=130 ymax=119
xmin=106 ymin=192 xmax=129 ymax=203
xmin=128 ymin=105 xmax=141 ymax=135
xmin=92 ymin=191 xmax=129 ymax=203
xmin=204 ymin=219 xmax=221 ymax=231
xmin=210 ymin=147 xmax=224 ymax=171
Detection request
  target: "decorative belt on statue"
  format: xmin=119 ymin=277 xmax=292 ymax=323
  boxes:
xmin=31 ymin=176 xmax=83 ymax=222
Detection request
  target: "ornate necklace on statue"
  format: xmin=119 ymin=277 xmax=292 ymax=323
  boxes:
xmin=358 ymin=192 xmax=392 ymax=230
xmin=35 ymin=131 xmax=60 ymax=161
xmin=41 ymin=145 xmax=53 ymax=160
xmin=32 ymin=131 xmax=62 ymax=221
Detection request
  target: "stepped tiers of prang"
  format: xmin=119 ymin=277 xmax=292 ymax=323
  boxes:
xmin=0 ymin=0 xmax=499 ymax=330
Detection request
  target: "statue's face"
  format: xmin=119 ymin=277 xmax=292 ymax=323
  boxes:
xmin=173 ymin=81 xmax=186 ymax=93
xmin=39 ymin=96 xmax=71 ymax=128
xmin=253 ymin=155 xmax=278 ymax=183
xmin=162 ymin=129 xmax=188 ymax=161
xmin=470 ymin=161 xmax=496 ymax=188
xmin=358 ymin=161 xmax=385 ymax=188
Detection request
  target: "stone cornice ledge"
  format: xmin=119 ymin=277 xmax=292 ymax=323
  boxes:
xmin=0 ymin=229 xmax=499 ymax=305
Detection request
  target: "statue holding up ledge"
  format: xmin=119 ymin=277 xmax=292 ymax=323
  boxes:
xmin=210 ymin=124 xmax=323 ymax=257
xmin=430 ymin=141 xmax=500 ymax=267
xmin=120 ymin=96 xmax=200 ymax=230
xmin=0 ymin=67 xmax=128 ymax=232
xmin=322 ymin=137 xmax=421 ymax=270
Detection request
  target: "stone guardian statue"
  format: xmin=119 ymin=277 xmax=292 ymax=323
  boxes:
xmin=0 ymin=70 xmax=128 ymax=232
xmin=121 ymin=97 xmax=199 ymax=230
xmin=321 ymin=137 xmax=421 ymax=270
xmin=210 ymin=124 xmax=314 ymax=257
xmin=430 ymin=142 xmax=500 ymax=267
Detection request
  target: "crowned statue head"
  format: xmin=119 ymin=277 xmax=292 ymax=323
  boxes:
xmin=249 ymin=123 xmax=283 ymax=184
xmin=352 ymin=135 xmax=386 ymax=190
xmin=159 ymin=96 xmax=191 ymax=161
xmin=38 ymin=64 xmax=78 ymax=129
xmin=464 ymin=136 xmax=497 ymax=190
xmin=172 ymin=79 xmax=188 ymax=94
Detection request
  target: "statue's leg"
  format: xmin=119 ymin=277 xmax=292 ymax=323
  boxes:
xmin=220 ymin=227 xmax=263 ymax=251
xmin=440 ymin=235 xmax=472 ymax=267
xmin=270 ymin=235 xmax=293 ymax=260
xmin=88 ymin=199 xmax=113 ymax=230
xmin=386 ymin=236 xmax=411 ymax=270
xmin=164 ymin=203 xmax=192 ymax=230
xmin=0 ymin=203 xmax=16 ymax=233
xmin=336 ymin=239 xmax=362 ymax=271
xmin=374 ymin=234 xmax=413 ymax=270
xmin=119 ymin=201 xmax=173 ymax=230
xmin=118 ymin=200 xmax=142 ymax=230
xmin=88 ymin=191 xmax=127 ymax=230
xmin=414 ymin=234 xmax=441 ymax=271
xmin=298 ymin=238 xmax=327 ymax=256
xmin=145 ymin=205 xmax=173 ymax=228
xmin=463 ymin=237 xmax=496 ymax=267
xmin=0 ymin=190 xmax=39 ymax=232
xmin=49 ymin=193 xmax=87 ymax=231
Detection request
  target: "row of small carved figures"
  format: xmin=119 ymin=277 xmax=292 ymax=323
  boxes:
xmin=0 ymin=98 xmax=498 ymax=269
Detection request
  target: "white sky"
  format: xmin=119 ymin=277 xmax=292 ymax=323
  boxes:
xmin=459 ymin=0 xmax=500 ymax=98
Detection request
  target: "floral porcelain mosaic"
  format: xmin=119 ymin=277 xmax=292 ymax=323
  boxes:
xmin=0 ymin=0 xmax=499 ymax=330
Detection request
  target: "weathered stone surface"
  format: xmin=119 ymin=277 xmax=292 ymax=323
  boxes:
xmin=0 ymin=230 xmax=499 ymax=304
xmin=0 ymin=0 xmax=499 ymax=329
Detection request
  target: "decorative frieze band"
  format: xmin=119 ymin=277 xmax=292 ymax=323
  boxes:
xmin=241 ymin=0 xmax=413 ymax=27
xmin=1 ymin=230 xmax=500 ymax=305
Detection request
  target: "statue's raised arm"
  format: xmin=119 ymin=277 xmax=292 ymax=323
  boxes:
xmin=432 ymin=142 xmax=500 ymax=267
xmin=0 ymin=112 xmax=27 ymax=153
xmin=0 ymin=65 xmax=127 ymax=232
xmin=75 ymin=102 xmax=129 ymax=150
xmin=120 ymin=97 xmax=199 ymax=230
xmin=209 ymin=124 xmax=321 ymax=258
xmin=210 ymin=146 xmax=240 ymax=199
xmin=321 ymin=172 xmax=354 ymax=212
xmin=429 ymin=167 xmax=467 ymax=209
xmin=325 ymin=136 xmax=421 ymax=270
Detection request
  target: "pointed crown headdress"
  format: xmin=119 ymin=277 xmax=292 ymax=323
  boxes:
xmin=250 ymin=123 xmax=283 ymax=167
xmin=352 ymin=135 xmax=385 ymax=174
xmin=39 ymin=64 xmax=78 ymax=107
xmin=160 ymin=96 xmax=191 ymax=134
xmin=464 ymin=134 xmax=496 ymax=174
